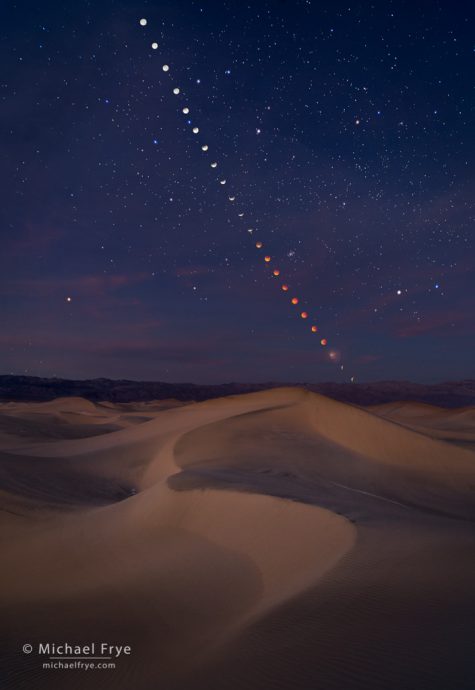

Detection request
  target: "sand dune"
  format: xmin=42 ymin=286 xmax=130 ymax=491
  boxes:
xmin=1 ymin=388 xmax=475 ymax=689
xmin=0 ymin=397 xmax=188 ymax=450
xmin=368 ymin=401 xmax=475 ymax=449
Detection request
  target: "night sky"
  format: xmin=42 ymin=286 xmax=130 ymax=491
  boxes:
xmin=1 ymin=1 xmax=473 ymax=384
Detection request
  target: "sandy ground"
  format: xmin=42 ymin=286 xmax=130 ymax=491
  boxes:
xmin=0 ymin=388 xmax=474 ymax=689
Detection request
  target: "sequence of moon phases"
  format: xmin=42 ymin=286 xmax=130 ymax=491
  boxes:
xmin=141 ymin=17 xmax=327 ymax=349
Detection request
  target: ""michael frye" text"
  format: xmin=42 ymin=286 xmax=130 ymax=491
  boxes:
xmin=38 ymin=642 xmax=131 ymax=658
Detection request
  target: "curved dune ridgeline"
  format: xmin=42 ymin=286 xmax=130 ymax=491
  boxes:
xmin=1 ymin=388 xmax=475 ymax=689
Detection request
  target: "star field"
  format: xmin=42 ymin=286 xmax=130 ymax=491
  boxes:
xmin=0 ymin=0 xmax=473 ymax=383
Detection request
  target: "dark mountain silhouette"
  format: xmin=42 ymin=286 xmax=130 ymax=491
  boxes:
xmin=0 ymin=375 xmax=474 ymax=408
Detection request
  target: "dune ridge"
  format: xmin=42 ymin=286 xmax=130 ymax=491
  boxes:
xmin=1 ymin=387 xmax=475 ymax=689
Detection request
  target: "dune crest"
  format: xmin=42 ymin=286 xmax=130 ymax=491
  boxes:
xmin=1 ymin=387 xmax=475 ymax=689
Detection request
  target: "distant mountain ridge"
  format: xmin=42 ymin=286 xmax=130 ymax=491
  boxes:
xmin=0 ymin=375 xmax=474 ymax=408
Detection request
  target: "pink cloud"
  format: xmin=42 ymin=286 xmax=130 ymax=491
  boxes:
xmin=1 ymin=273 xmax=150 ymax=298
xmin=3 ymin=221 xmax=65 ymax=255
xmin=357 ymin=354 xmax=383 ymax=364
xmin=395 ymin=310 xmax=475 ymax=338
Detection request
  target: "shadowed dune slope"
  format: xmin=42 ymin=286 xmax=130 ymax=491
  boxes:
xmin=173 ymin=390 xmax=475 ymax=520
xmin=368 ymin=401 xmax=475 ymax=448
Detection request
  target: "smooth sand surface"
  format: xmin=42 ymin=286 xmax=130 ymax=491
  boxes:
xmin=368 ymin=401 xmax=475 ymax=449
xmin=1 ymin=388 xmax=474 ymax=689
